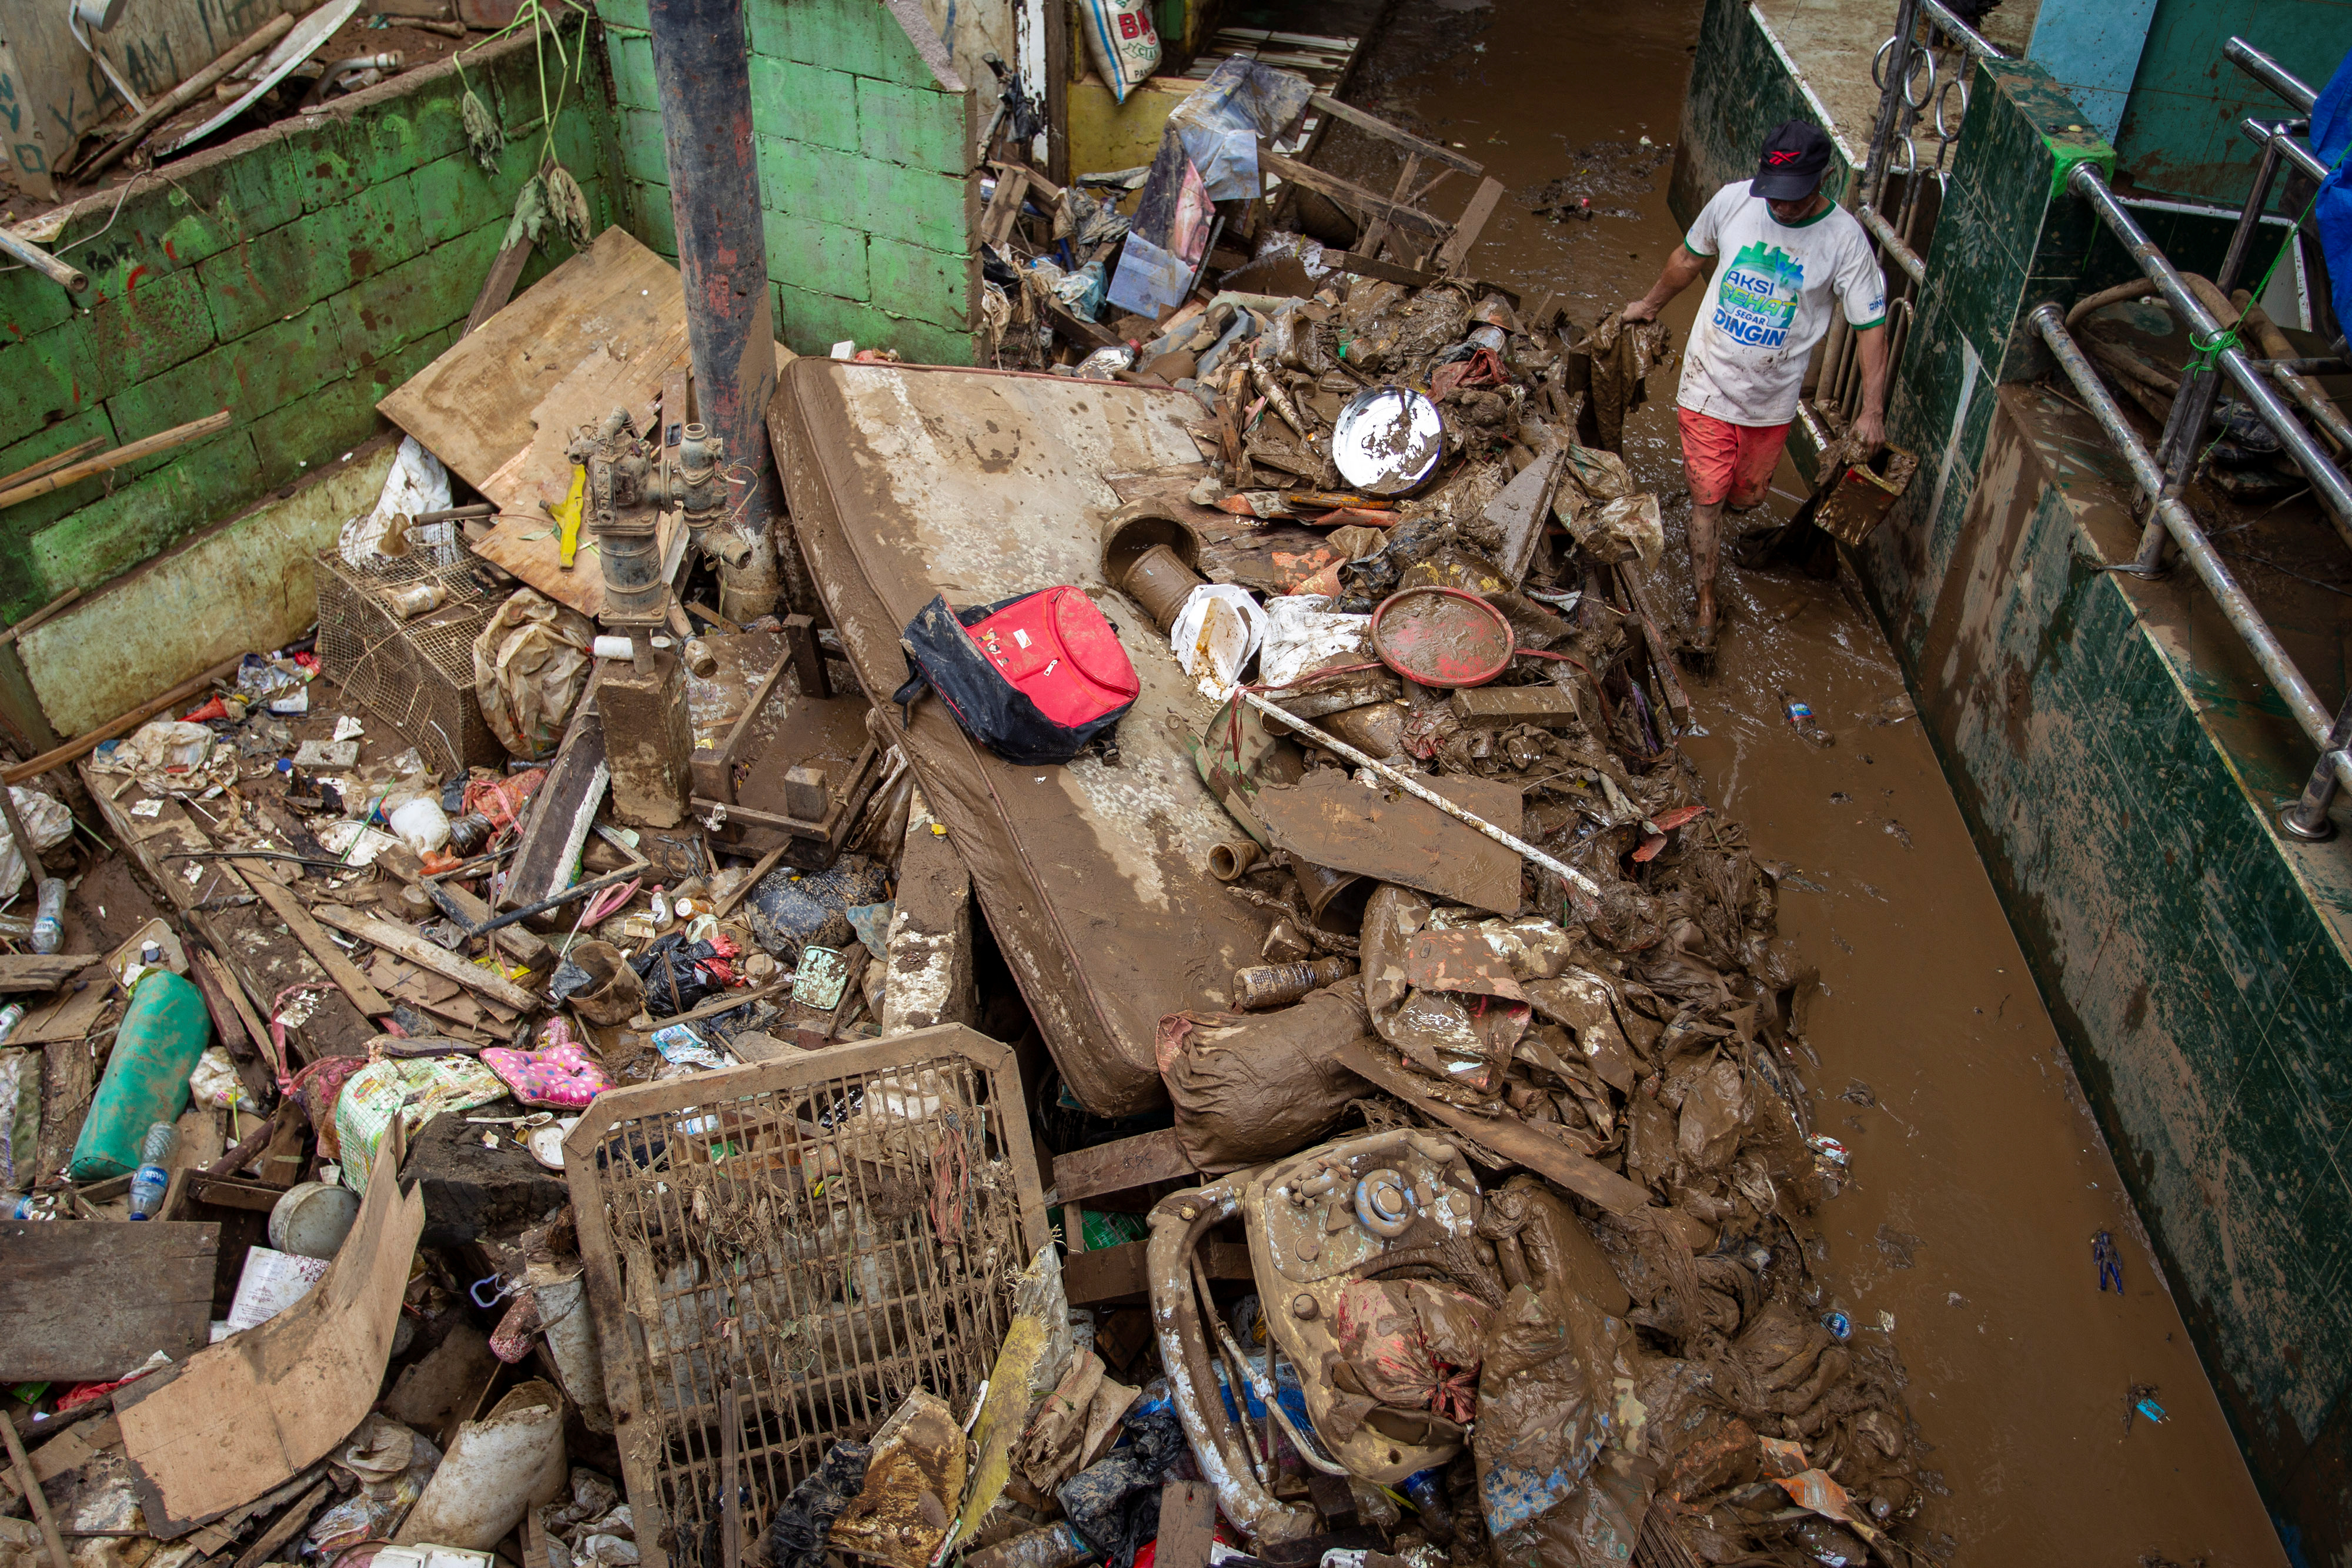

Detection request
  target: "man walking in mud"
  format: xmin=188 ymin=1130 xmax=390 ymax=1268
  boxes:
xmin=1624 ymin=118 xmax=1889 ymax=657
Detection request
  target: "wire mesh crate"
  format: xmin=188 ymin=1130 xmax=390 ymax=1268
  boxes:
xmin=315 ymin=549 xmax=503 ymax=779
xmin=566 ymin=1026 xmax=1050 ymax=1568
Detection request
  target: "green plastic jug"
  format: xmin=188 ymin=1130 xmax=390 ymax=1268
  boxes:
xmin=66 ymin=968 xmax=212 ymax=1181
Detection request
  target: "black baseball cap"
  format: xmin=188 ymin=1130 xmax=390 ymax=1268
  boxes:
xmin=1753 ymin=119 xmax=1833 ymax=200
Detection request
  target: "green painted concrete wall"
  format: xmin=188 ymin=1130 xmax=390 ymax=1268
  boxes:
xmin=596 ymin=0 xmax=978 ymax=364
xmin=1668 ymin=0 xmax=1855 ymax=232
xmin=1676 ymin=10 xmax=2352 ymax=1554
xmin=0 ymin=30 xmax=612 ymax=631
xmin=2110 ymin=0 xmax=2352 ymax=206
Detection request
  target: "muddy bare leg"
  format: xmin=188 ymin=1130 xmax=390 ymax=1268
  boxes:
xmin=1688 ymin=499 xmax=1724 ymax=634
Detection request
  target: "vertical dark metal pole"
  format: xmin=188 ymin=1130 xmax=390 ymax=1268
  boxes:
xmin=646 ymin=0 xmax=784 ymax=620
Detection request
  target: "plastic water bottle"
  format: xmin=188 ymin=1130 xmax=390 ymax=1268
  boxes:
xmin=0 ymin=1003 xmax=24 ymax=1045
xmin=128 ymin=1121 xmax=176 ymax=1221
xmin=9 ymin=1193 xmax=58 ymax=1221
xmin=29 ymin=878 xmax=65 ymax=954
xmin=1780 ymin=691 xmax=1835 ymax=748
xmin=1402 ymin=1469 xmax=1455 ymax=1545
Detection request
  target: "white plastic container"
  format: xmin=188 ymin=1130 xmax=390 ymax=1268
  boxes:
xmin=388 ymin=795 xmax=453 ymax=854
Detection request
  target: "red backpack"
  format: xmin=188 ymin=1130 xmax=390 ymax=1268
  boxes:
xmin=894 ymin=586 xmax=1141 ymax=764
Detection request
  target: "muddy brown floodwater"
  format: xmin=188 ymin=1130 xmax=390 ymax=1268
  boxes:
xmin=1309 ymin=0 xmax=2292 ymax=1559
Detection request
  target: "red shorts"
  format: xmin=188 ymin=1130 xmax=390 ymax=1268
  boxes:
xmin=1678 ymin=407 xmax=1792 ymax=509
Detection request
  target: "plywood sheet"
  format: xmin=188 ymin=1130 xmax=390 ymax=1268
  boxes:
xmin=379 ymin=228 xmax=793 ymax=618
xmin=0 ymin=1221 xmax=218 ymax=1382
xmin=1253 ymin=771 xmax=1524 ymax=915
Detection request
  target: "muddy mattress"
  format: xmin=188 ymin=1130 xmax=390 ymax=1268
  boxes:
xmin=770 ymin=359 xmax=1268 ymax=1117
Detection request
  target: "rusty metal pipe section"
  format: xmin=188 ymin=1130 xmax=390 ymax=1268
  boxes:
xmin=0 ymin=229 xmax=88 ymax=295
xmin=2235 ymin=115 xmax=2328 ymax=184
xmin=646 ymin=0 xmax=784 ymax=622
xmin=2281 ymin=691 xmax=2352 ymax=841
xmin=1146 ymin=1183 xmax=1319 ymax=1544
xmin=1856 ymin=205 xmax=1926 ymax=286
xmin=2030 ymin=304 xmax=2352 ymax=807
xmin=2070 ymin=163 xmax=2352 ymax=549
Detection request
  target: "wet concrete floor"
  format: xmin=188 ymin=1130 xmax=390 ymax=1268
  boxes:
xmin=1315 ymin=0 xmax=2292 ymax=1559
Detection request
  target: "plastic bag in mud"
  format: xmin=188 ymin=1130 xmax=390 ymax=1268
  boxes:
xmin=1157 ymin=981 xmax=1372 ymax=1172
xmin=306 ymin=1413 xmax=442 ymax=1557
xmin=475 ymin=589 xmax=595 ymax=760
xmin=744 ymin=855 xmax=891 ymax=959
xmin=1057 ymin=1409 xmax=1186 ymax=1568
xmin=1329 ymin=1278 xmax=1491 ymax=1425
xmin=629 ymin=931 xmax=741 ymax=1018
xmin=1474 ymin=1281 xmax=1635 ymax=1560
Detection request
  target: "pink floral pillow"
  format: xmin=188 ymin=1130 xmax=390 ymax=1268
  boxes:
xmin=480 ymin=1042 xmax=613 ymax=1109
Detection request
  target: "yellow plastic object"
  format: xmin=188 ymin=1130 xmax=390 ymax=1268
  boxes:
xmin=550 ymin=463 xmax=586 ymax=568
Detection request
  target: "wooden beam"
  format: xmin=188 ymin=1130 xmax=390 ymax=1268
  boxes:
xmin=0 ymin=412 xmax=233 ymax=512
xmin=1434 ymin=176 xmax=1507 ymax=276
xmin=1053 ymin=1128 xmax=1196 ymax=1205
xmin=224 ymin=1479 xmax=330 ymax=1568
xmin=377 ymin=845 xmax=552 ymax=971
xmin=1064 ymin=1239 xmax=1251 ymax=1305
xmin=308 ymin=905 xmax=543 ymax=1013
xmin=1327 ymin=250 xmax=1441 ymax=289
xmin=235 ymin=865 xmax=395 ymax=1018
xmin=1305 ymin=92 xmax=1484 ymax=176
xmin=0 ymin=1417 xmax=118 ymax=1506
xmin=1259 ymin=152 xmax=1448 ymax=240
xmin=2 ymin=656 xmax=242 ymax=786
xmin=0 ymin=955 xmax=101 ymax=992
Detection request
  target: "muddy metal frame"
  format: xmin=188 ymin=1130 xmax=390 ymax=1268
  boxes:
xmin=2045 ymin=42 xmax=2352 ymax=842
xmin=562 ymin=1023 xmax=1051 ymax=1568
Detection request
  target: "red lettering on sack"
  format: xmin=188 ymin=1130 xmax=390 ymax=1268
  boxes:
xmin=1118 ymin=12 xmax=1140 ymax=36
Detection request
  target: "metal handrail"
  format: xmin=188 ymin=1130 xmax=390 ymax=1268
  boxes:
xmin=2238 ymin=115 xmax=2328 ymax=183
xmin=2031 ymin=305 xmax=2352 ymax=830
xmin=2069 ymin=164 xmax=2352 ymax=547
xmin=1920 ymin=0 xmax=2006 ymax=62
xmin=1858 ymin=204 xmax=1927 ymax=284
xmin=2226 ymin=36 xmax=2318 ymax=113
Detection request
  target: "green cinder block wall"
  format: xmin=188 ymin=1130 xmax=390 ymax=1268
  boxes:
xmin=597 ymin=0 xmax=978 ymax=365
xmin=0 ymin=28 xmax=614 ymax=628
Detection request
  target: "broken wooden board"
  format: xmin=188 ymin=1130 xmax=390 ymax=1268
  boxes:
xmin=0 ymin=1220 xmax=218 ymax=1381
xmin=309 ymin=905 xmax=542 ymax=1012
xmin=9 ymin=971 xmax=115 ymax=1045
xmin=0 ymin=1416 xmax=121 ymax=1506
xmin=115 ymin=1138 xmax=424 ymax=1535
xmin=379 ymin=228 xmax=793 ymax=617
xmin=499 ymin=689 xmax=608 ymax=914
xmin=1251 ymin=771 xmax=1524 ymax=915
xmin=0 ymin=954 xmax=101 ymax=991
xmin=1336 ymin=1039 xmax=1655 ymax=1215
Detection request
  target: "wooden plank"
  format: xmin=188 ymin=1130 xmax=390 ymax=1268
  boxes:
xmin=1259 ymin=152 xmax=1448 ymax=239
xmin=1337 ymin=1041 xmax=1656 ymax=1215
xmin=1065 ymin=1240 xmax=1251 ymax=1305
xmin=0 ymin=1418 xmax=119 ymax=1507
xmin=499 ymin=694 xmax=607 ymax=912
xmin=1053 ymin=1128 xmax=1197 ymax=1204
xmin=463 ymin=238 xmax=536 ymax=337
xmin=308 ymin=906 xmax=543 ymax=1012
xmin=225 ymin=1479 xmax=330 ymax=1568
xmin=198 ymin=948 xmax=278 ymax=1079
xmin=1327 ymin=250 xmax=1441 ymax=289
xmin=1305 ymin=92 xmax=1482 ymax=175
xmin=1155 ymin=1481 xmax=1220 ymax=1568
xmin=235 ymin=865 xmax=393 ymax=1018
xmin=1616 ymin=560 xmax=1694 ymax=728
xmin=0 ymin=954 xmax=102 ymax=991
xmin=1433 ymin=176 xmax=1507 ymax=276
xmin=0 ymin=1222 xmax=218 ymax=1381
xmin=9 ymin=971 xmax=115 ymax=1046
xmin=377 ymin=845 xmax=551 ymax=971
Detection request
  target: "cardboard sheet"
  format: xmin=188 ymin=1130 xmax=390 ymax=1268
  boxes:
xmin=114 ymin=1135 xmax=424 ymax=1534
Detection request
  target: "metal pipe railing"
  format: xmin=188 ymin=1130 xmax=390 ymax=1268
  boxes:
xmin=2070 ymin=163 xmax=2352 ymax=550
xmin=2237 ymin=115 xmax=2329 ymax=183
xmin=2031 ymin=304 xmax=2352 ymax=820
xmin=1921 ymin=0 xmax=2007 ymax=60
xmin=2227 ymin=36 xmax=2318 ymax=113
xmin=1859 ymin=205 xmax=1927 ymax=284
xmin=2215 ymin=125 xmax=2292 ymax=295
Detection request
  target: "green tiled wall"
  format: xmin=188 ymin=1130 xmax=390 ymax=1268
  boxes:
xmin=598 ymin=0 xmax=977 ymax=364
xmin=1667 ymin=0 xmax=1855 ymax=231
xmin=2110 ymin=0 xmax=2352 ymax=206
xmin=0 ymin=32 xmax=612 ymax=623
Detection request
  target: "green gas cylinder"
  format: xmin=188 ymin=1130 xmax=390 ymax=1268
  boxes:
xmin=66 ymin=968 xmax=212 ymax=1181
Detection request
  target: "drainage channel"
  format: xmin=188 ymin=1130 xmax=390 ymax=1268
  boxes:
xmin=1300 ymin=0 xmax=2290 ymax=1556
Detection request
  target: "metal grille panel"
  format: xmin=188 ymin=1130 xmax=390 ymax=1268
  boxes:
xmin=315 ymin=549 xmax=502 ymax=778
xmin=566 ymin=1027 xmax=1049 ymax=1568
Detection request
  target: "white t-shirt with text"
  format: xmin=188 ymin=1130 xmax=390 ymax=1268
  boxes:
xmin=1676 ymin=180 xmax=1886 ymax=427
